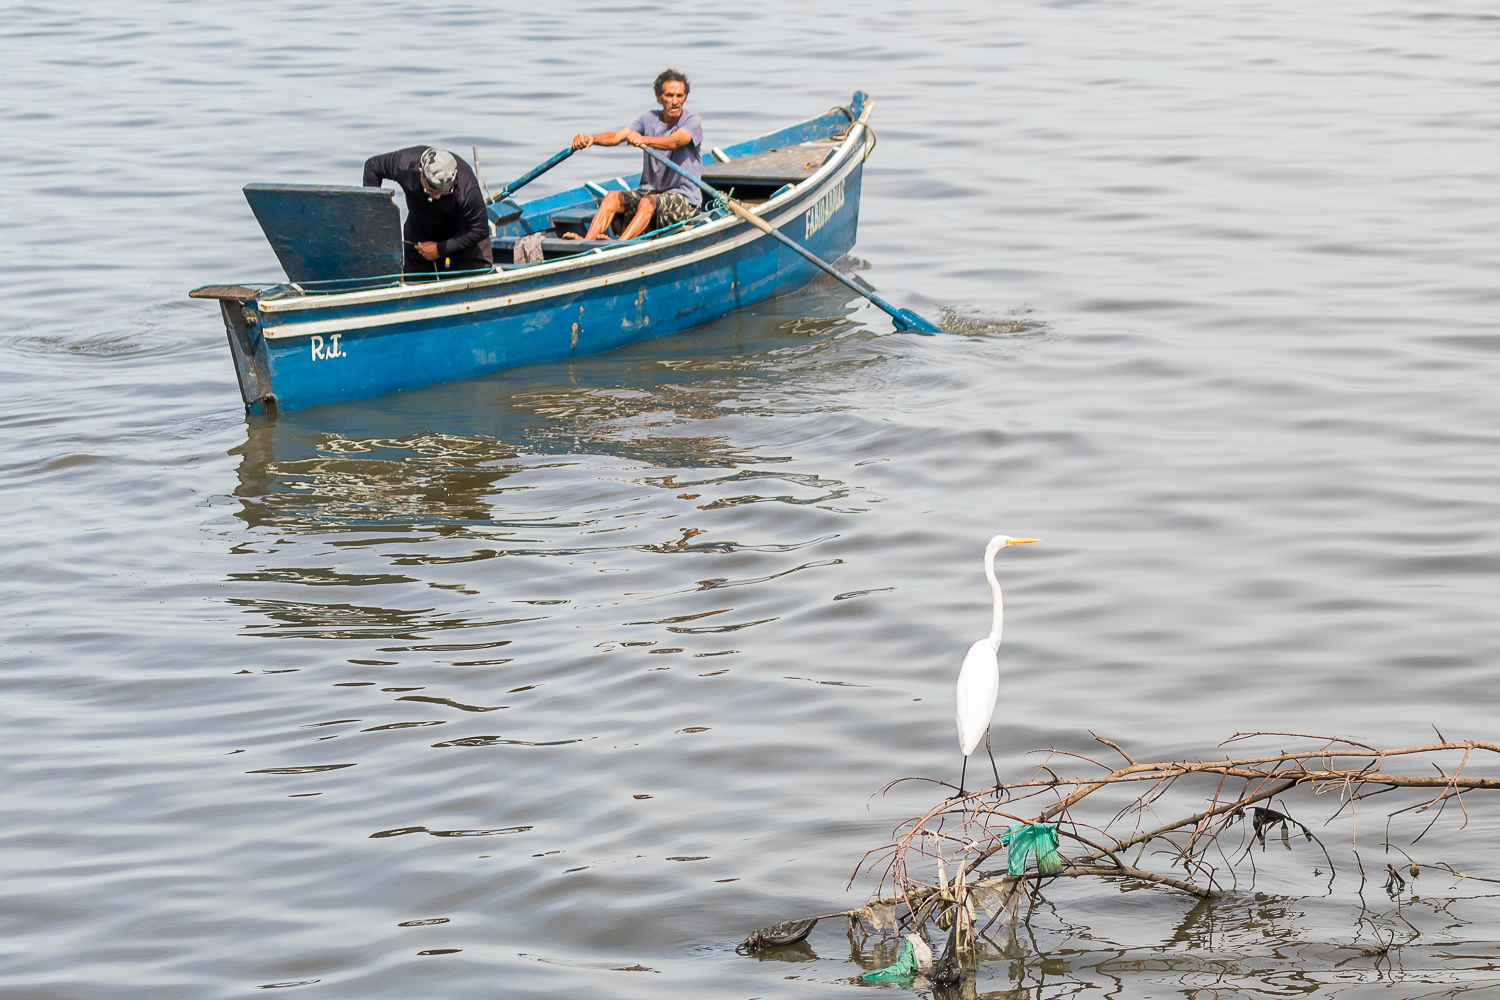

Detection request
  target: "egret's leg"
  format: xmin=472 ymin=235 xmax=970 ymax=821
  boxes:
xmin=950 ymin=756 xmax=969 ymax=799
xmin=985 ymin=734 xmax=1001 ymax=791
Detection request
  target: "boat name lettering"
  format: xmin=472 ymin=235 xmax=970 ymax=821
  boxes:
xmin=804 ymin=179 xmax=845 ymax=239
xmin=310 ymin=334 xmax=346 ymax=360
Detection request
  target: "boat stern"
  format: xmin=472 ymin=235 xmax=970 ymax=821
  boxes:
xmin=188 ymin=284 xmax=277 ymax=413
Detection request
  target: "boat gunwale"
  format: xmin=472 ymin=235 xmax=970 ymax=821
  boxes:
xmin=255 ymin=101 xmax=873 ymax=323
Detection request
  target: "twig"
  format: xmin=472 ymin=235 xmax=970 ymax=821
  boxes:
xmin=790 ymin=734 xmax=1500 ymax=973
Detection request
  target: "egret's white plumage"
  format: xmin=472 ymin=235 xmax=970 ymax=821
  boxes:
xmin=954 ymin=534 xmax=1038 ymax=788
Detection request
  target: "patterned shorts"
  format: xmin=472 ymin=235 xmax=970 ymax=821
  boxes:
xmin=619 ymin=188 xmax=698 ymax=230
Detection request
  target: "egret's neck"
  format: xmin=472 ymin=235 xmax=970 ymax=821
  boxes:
xmin=984 ymin=544 xmax=1004 ymax=647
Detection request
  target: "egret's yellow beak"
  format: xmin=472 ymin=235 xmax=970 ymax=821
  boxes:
xmin=1006 ymin=537 xmax=1040 ymax=545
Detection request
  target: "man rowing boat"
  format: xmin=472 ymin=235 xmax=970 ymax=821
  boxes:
xmin=362 ymin=146 xmax=493 ymax=277
xmin=567 ymin=70 xmax=703 ymax=241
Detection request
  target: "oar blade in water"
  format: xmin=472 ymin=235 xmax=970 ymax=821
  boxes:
xmin=890 ymin=307 xmax=942 ymax=334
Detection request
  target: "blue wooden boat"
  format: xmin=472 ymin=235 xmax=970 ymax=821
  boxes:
xmin=191 ymin=92 xmax=875 ymax=413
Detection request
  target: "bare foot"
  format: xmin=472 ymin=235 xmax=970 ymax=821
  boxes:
xmin=561 ymin=232 xmax=581 ymax=240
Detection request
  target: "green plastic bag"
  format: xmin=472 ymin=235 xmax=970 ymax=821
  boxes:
xmin=861 ymin=938 xmax=921 ymax=983
xmin=1001 ymin=822 xmax=1063 ymax=876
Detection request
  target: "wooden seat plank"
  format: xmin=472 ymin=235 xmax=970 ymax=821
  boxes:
xmin=702 ymin=144 xmax=836 ymax=185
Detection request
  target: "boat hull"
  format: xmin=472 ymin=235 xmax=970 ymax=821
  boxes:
xmin=204 ymin=100 xmax=871 ymax=413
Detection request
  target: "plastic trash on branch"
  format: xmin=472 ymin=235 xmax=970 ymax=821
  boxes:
xmin=1000 ymin=822 xmax=1063 ymax=876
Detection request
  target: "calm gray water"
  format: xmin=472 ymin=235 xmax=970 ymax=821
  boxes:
xmin=4 ymin=2 xmax=1500 ymax=997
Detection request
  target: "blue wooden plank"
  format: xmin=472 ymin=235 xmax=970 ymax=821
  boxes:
xmin=243 ymin=183 xmax=401 ymax=286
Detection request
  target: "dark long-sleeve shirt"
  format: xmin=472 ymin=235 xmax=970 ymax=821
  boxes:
xmin=363 ymin=147 xmax=493 ymax=264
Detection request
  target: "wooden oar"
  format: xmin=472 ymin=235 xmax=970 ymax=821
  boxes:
xmin=639 ymin=146 xmax=941 ymax=334
xmin=485 ymin=147 xmax=575 ymax=206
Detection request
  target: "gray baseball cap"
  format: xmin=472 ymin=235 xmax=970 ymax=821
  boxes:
xmin=420 ymin=147 xmax=458 ymax=193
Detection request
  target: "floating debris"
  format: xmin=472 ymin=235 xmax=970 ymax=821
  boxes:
xmin=735 ymin=916 xmax=822 ymax=954
xmin=860 ymin=933 xmax=932 ymax=982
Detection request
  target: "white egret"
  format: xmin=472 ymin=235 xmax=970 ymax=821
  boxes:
xmin=953 ymin=534 xmax=1039 ymax=797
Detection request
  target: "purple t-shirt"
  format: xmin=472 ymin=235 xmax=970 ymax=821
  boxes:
xmin=631 ymin=108 xmax=703 ymax=207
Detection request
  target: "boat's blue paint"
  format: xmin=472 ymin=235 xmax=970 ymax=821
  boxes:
xmin=198 ymin=93 xmax=871 ymax=414
xmin=243 ymin=183 xmax=402 ymax=286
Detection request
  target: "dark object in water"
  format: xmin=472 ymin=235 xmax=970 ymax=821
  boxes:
xmin=930 ymin=920 xmax=963 ymax=987
xmin=735 ymin=916 xmax=821 ymax=954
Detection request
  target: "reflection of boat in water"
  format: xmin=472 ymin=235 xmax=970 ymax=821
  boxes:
xmin=227 ymin=367 xmax=856 ymax=641
xmin=224 ymin=313 xmax=870 ymax=650
xmin=193 ymin=94 xmax=874 ymax=413
xmin=230 ymin=309 xmax=867 ymax=537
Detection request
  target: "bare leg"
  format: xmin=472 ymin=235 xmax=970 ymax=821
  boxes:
xmin=578 ymin=191 xmax=624 ymax=240
xmin=985 ymin=733 xmax=1001 ymax=790
xmin=616 ymin=195 xmax=657 ymax=241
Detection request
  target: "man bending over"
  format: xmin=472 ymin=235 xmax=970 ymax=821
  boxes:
xmin=363 ymin=146 xmax=493 ymax=277
xmin=568 ymin=70 xmax=703 ymax=241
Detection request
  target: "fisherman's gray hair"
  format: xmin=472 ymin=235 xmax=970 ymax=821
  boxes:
xmin=654 ymin=69 xmax=689 ymax=97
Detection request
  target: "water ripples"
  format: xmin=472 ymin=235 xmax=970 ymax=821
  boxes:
xmin=5 ymin=2 xmax=1500 ymax=998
